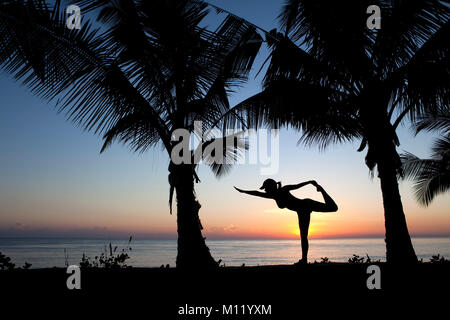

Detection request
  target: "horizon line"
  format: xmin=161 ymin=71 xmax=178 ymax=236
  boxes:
xmin=1 ymin=234 xmax=450 ymax=240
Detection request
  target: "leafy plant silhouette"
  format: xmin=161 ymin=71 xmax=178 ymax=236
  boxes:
xmin=0 ymin=252 xmax=15 ymax=270
xmin=79 ymin=237 xmax=133 ymax=269
xmin=0 ymin=252 xmax=32 ymax=270
xmin=313 ymin=257 xmax=330 ymax=264
xmin=348 ymin=254 xmax=380 ymax=264
xmin=430 ymin=254 xmax=449 ymax=264
xmin=348 ymin=254 xmax=366 ymax=264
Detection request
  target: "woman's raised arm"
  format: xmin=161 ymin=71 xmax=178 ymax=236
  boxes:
xmin=282 ymin=180 xmax=314 ymax=191
xmin=234 ymin=187 xmax=272 ymax=199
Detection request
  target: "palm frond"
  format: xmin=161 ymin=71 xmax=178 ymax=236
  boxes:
xmin=431 ymin=135 xmax=450 ymax=159
xmin=0 ymin=0 xmax=158 ymax=137
xmin=374 ymin=0 xmax=449 ymax=73
xmin=279 ymin=0 xmax=375 ymax=83
xmin=263 ymin=31 xmax=352 ymax=93
xmin=100 ymin=111 xmax=161 ymax=153
xmin=199 ymin=131 xmax=248 ymax=178
xmin=0 ymin=0 xmax=105 ymax=99
xmin=184 ymin=14 xmax=263 ymax=129
xmin=390 ymin=20 xmax=450 ymax=121
xmin=414 ymin=107 xmax=450 ymax=135
xmin=215 ymin=13 xmax=263 ymax=81
xmin=298 ymin=112 xmax=362 ymax=150
xmin=401 ymin=152 xmax=440 ymax=180
xmin=414 ymin=170 xmax=450 ymax=206
xmin=401 ymin=149 xmax=450 ymax=206
xmin=229 ymin=77 xmax=360 ymax=138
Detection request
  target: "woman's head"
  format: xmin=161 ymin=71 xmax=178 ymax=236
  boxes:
xmin=260 ymin=179 xmax=281 ymax=193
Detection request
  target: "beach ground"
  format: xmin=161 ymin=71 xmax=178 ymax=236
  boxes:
xmin=1 ymin=263 xmax=448 ymax=317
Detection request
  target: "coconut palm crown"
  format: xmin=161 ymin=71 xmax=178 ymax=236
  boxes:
xmin=0 ymin=0 xmax=262 ymax=268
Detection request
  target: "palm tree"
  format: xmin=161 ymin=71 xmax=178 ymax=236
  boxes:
xmin=232 ymin=0 xmax=449 ymax=263
xmin=401 ymin=109 xmax=450 ymax=206
xmin=0 ymin=0 xmax=262 ymax=268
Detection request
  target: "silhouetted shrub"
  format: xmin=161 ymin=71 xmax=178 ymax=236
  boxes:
xmin=364 ymin=254 xmax=380 ymax=263
xmin=430 ymin=254 xmax=449 ymax=264
xmin=0 ymin=252 xmax=15 ymax=270
xmin=0 ymin=252 xmax=32 ymax=270
xmin=348 ymin=254 xmax=365 ymax=264
xmin=348 ymin=254 xmax=380 ymax=264
xmin=314 ymin=257 xmax=330 ymax=264
xmin=79 ymin=237 xmax=133 ymax=269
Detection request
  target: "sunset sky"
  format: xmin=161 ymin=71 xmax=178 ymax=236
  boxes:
xmin=0 ymin=0 xmax=449 ymax=240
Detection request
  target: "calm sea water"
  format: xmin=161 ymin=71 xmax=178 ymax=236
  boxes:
xmin=1 ymin=237 xmax=449 ymax=268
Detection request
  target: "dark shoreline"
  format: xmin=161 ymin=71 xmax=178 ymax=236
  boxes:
xmin=1 ymin=263 xmax=448 ymax=317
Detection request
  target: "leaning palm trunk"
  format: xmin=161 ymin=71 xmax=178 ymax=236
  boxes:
xmin=171 ymin=164 xmax=217 ymax=269
xmin=378 ymin=154 xmax=417 ymax=263
xmin=366 ymin=115 xmax=417 ymax=263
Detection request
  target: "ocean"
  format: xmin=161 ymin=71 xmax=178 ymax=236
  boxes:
xmin=1 ymin=237 xmax=449 ymax=268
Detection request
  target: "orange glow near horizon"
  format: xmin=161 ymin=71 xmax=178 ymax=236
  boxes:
xmin=3 ymin=203 xmax=449 ymax=239
xmin=0 ymin=160 xmax=450 ymax=239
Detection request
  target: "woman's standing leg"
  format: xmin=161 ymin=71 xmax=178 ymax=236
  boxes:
xmin=298 ymin=212 xmax=311 ymax=263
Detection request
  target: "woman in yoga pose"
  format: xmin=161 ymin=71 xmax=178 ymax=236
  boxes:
xmin=235 ymin=179 xmax=338 ymax=264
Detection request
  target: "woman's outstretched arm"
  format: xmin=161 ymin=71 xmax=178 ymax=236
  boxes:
xmin=303 ymin=183 xmax=338 ymax=212
xmin=282 ymin=180 xmax=315 ymax=191
xmin=234 ymin=187 xmax=273 ymax=199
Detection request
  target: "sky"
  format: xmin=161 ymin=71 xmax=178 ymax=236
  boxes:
xmin=0 ymin=0 xmax=449 ymax=240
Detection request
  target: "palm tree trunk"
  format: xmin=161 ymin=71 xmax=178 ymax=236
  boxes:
xmin=362 ymin=102 xmax=418 ymax=264
xmin=371 ymin=130 xmax=418 ymax=264
xmin=172 ymin=164 xmax=217 ymax=269
xmin=378 ymin=157 xmax=417 ymax=263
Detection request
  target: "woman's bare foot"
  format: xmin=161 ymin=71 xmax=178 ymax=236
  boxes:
xmin=294 ymin=258 xmax=307 ymax=266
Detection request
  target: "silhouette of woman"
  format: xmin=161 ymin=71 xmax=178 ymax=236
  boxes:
xmin=235 ymin=179 xmax=338 ymax=264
